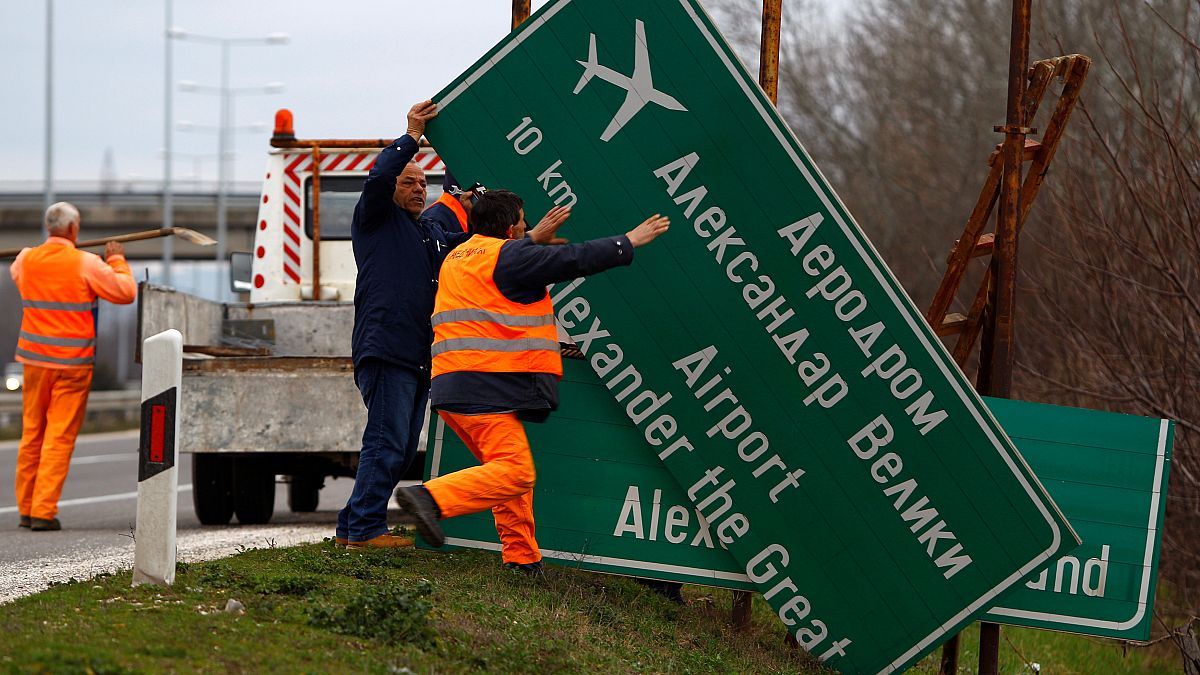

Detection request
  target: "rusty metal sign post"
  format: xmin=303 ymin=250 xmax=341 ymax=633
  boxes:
xmin=731 ymin=0 xmax=785 ymax=634
xmin=979 ymin=1 xmax=1033 ymax=672
xmin=925 ymin=1 xmax=1097 ymax=673
xmin=930 ymin=49 xmax=1091 ymax=675
xmin=512 ymin=0 xmax=531 ymax=31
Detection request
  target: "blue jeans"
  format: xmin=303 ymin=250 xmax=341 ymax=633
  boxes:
xmin=337 ymin=359 xmax=430 ymax=542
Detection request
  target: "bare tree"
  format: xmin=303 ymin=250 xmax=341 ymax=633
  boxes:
xmin=1021 ymin=1 xmax=1200 ymax=610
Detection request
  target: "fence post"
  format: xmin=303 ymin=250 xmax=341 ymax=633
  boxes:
xmin=132 ymin=329 xmax=182 ymax=587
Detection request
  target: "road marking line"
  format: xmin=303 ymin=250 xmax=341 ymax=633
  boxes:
xmin=71 ymin=452 xmax=138 ymax=465
xmin=0 ymin=484 xmax=193 ymax=515
xmin=0 ymin=429 xmax=141 ymax=453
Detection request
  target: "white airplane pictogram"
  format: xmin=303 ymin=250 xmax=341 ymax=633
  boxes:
xmin=573 ymin=19 xmax=687 ymax=142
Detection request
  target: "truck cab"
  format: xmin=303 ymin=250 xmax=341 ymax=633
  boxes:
xmin=249 ymin=110 xmax=446 ymax=302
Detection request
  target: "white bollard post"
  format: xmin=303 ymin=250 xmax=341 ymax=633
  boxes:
xmin=133 ymin=329 xmax=182 ymax=587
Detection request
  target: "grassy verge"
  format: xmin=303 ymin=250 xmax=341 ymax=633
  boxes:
xmin=0 ymin=538 xmax=1185 ymax=673
xmin=0 ymin=538 xmax=827 ymax=674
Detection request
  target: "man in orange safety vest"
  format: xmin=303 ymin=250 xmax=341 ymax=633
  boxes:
xmin=395 ymin=189 xmax=669 ymax=572
xmin=9 ymin=202 xmax=137 ymax=531
xmin=422 ymin=168 xmax=485 ymax=234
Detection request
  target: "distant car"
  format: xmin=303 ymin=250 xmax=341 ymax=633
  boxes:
xmin=4 ymin=363 xmax=23 ymax=392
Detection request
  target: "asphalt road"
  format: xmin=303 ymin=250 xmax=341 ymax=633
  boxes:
xmin=0 ymin=430 xmax=391 ymax=603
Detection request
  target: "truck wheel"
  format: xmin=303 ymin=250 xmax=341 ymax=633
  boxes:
xmin=192 ymin=454 xmax=234 ymax=525
xmin=233 ymin=457 xmax=276 ymax=525
xmin=287 ymin=474 xmax=322 ymax=513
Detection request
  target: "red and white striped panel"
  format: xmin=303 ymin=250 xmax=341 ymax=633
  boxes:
xmin=413 ymin=151 xmax=445 ymax=173
xmin=277 ymin=150 xmax=445 ymax=285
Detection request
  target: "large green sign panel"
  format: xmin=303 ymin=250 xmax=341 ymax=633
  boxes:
xmin=983 ymin=398 xmax=1173 ymax=640
xmin=425 ymin=0 xmax=1077 ymax=671
xmin=427 ymin=359 xmax=1174 ymax=644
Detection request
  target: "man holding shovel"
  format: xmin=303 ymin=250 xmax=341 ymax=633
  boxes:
xmin=9 ymin=201 xmax=137 ymax=531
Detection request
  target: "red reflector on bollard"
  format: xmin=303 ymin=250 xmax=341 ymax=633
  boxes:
xmin=138 ymin=387 xmax=176 ymax=482
xmin=150 ymin=405 xmax=166 ymax=463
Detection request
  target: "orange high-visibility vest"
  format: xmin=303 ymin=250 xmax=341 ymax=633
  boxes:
xmin=432 ymin=192 xmax=468 ymax=232
xmin=14 ymin=243 xmax=99 ymax=368
xmin=432 ymin=235 xmax=562 ymax=378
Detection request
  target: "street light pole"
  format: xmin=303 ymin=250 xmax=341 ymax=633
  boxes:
xmin=162 ymin=0 xmax=174 ymax=284
xmin=42 ymin=0 xmax=54 ymax=237
xmin=217 ymin=40 xmax=230 ymax=263
xmin=172 ymin=30 xmax=287 ymax=272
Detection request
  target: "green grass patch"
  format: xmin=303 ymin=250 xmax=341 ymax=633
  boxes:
xmin=0 ymin=540 xmax=1185 ymax=673
xmin=0 ymin=540 xmax=826 ymax=674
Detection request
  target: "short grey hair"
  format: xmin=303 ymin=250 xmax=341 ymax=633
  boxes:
xmin=45 ymin=202 xmax=80 ymax=235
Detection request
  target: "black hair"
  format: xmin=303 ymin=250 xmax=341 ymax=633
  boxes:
xmin=469 ymin=189 xmax=524 ymax=237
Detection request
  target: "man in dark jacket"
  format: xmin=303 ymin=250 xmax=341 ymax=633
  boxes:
xmin=337 ymin=100 xmax=469 ymax=547
xmin=395 ymin=189 xmax=669 ymax=570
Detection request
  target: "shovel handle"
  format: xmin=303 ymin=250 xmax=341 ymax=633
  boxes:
xmin=75 ymin=228 xmax=177 ymax=249
xmin=0 ymin=228 xmax=176 ymax=259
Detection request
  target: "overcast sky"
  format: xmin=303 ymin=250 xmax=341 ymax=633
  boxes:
xmin=0 ymin=1 xmax=562 ymax=188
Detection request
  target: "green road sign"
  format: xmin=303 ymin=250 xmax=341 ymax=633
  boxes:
xmin=424 ymin=0 xmax=1077 ymax=671
xmin=983 ymin=399 xmax=1173 ymax=640
xmin=427 ymin=359 xmax=1174 ymax=645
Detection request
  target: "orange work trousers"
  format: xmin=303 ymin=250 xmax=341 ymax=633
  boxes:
xmin=15 ymin=364 xmax=92 ymax=520
xmin=424 ymin=411 xmax=540 ymax=565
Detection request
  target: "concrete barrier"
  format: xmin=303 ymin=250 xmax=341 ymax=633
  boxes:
xmin=0 ymin=390 xmax=141 ymax=435
xmin=132 ymin=329 xmax=182 ymax=587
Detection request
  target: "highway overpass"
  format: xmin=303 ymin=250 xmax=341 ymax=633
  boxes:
xmin=0 ymin=185 xmax=260 ymax=259
xmin=0 ymin=184 xmax=266 ymax=388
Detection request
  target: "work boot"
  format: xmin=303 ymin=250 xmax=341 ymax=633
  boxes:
xmin=504 ymin=561 xmax=545 ymax=577
xmin=18 ymin=515 xmax=31 ymax=529
xmin=30 ymin=517 xmax=61 ymax=531
xmin=333 ymin=536 xmax=348 ymax=548
xmin=345 ymin=533 xmax=414 ymax=549
xmin=393 ymin=485 xmax=445 ymax=548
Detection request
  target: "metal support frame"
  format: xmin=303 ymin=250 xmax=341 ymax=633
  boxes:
xmin=310 ymin=145 xmax=321 ymax=299
xmin=928 ymin=38 xmax=1092 ymax=675
xmin=926 ymin=54 xmax=1091 ymax=367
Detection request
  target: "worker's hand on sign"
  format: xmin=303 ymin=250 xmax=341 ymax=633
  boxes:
xmin=104 ymin=241 xmax=125 ymax=259
xmin=406 ymin=100 xmax=438 ymax=141
xmin=626 ymin=215 xmax=670 ymax=248
xmin=528 ymin=206 xmax=571 ymax=245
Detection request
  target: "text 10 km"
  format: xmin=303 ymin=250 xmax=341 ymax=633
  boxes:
xmin=507 ymin=117 xmax=579 ymax=209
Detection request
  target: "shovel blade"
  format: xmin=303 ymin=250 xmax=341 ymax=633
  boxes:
xmin=169 ymin=227 xmax=217 ymax=246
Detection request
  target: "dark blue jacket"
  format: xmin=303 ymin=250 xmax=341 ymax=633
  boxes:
xmin=351 ymin=135 xmax=469 ymax=374
xmin=431 ymin=234 xmax=633 ymax=421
